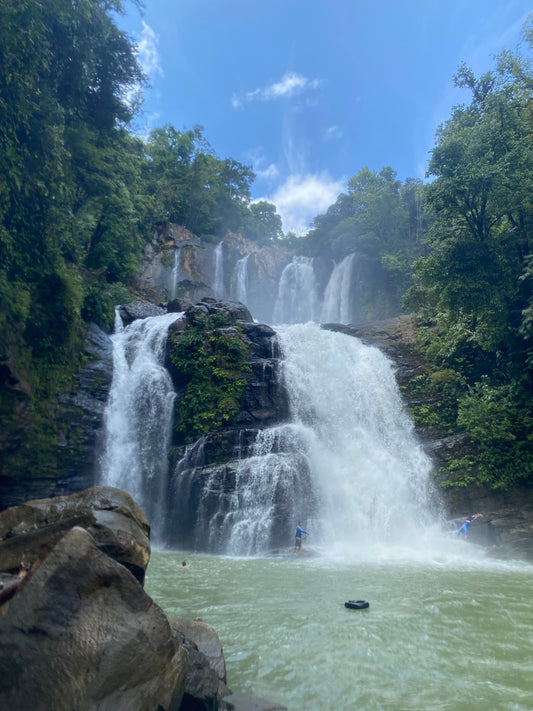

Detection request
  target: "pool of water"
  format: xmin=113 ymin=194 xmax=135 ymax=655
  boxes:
xmin=145 ymin=548 xmax=533 ymax=711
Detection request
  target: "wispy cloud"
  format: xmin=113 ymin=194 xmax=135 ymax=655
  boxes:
xmin=323 ymin=125 xmax=344 ymax=141
xmin=137 ymin=22 xmax=163 ymax=79
xmin=232 ymin=72 xmax=323 ymax=109
xmin=261 ymin=172 xmax=345 ymax=235
xmin=255 ymin=163 xmax=280 ymax=181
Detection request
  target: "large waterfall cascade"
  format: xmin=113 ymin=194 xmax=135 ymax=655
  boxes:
xmin=99 ymin=251 xmax=447 ymax=556
xmin=277 ymin=323 xmax=441 ymax=556
xmin=99 ymin=310 xmax=182 ymax=537
xmin=183 ymin=322 xmax=441 ymax=558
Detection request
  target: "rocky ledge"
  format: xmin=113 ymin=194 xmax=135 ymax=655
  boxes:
xmin=0 ymin=487 xmax=288 ymax=711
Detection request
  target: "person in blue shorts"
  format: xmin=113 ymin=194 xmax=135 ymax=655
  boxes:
xmin=457 ymin=513 xmax=483 ymax=537
xmin=294 ymin=522 xmax=308 ymax=555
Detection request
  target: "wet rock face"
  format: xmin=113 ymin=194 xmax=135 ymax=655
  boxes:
xmin=118 ymin=301 xmax=166 ymax=326
xmin=0 ymin=526 xmax=187 ymax=711
xmin=164 ymin=300 xmax=291 ymax=550
xmin=0 ymin=486 xmax=151 ymax=584
xmin=132 ymin=226 xmax=293 ymax=321
xmin=0 ymin=322 xmax=114 ymax=512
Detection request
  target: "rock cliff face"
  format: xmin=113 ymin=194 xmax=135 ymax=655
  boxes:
xmin=132 ymin=226 xmax=293 ymax=324
xmin=0 ymin=323 xmax=114 ymax=511
xmin=162 ymin=298 xmax=290 ymax=549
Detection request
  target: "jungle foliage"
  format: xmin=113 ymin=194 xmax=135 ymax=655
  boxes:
xmin=403 ymin=21 xmax=533 ymax=489
xmin=0 ymin=0 xmax=281 ymax=399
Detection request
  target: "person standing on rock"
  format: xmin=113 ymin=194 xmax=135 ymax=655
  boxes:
xmin=457 ymin=513 xmax=483 ymax=538
xmin=294 ymin=522 xmax=308 ymax=555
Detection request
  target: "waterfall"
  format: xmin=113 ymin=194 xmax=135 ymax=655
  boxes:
xmin=99 ymin=310 xmax=182 ymax=538
xmin=320 ymin=253 xmax=356 ymax=324
xmin=185 ymin=322 xmax=440 ymax=558
xmin=231 ymin=254 xmax=250 ymax=305
xmin=213 ymin=241 xmax=224 ymax=298
xmin=276 ymin=323 xmax=438 ymax=556
xmin=272 ymin=256 xmax=318 ymax=324
xmin=169 ymin=248 xmax=181 ymax=300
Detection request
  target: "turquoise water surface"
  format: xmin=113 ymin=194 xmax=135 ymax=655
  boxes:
xmin=145 ymin=550 xmax=533 ymax=711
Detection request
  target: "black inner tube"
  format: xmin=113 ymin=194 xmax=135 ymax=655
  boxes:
xmin=345 ymin=600 xmax=369 ymax=609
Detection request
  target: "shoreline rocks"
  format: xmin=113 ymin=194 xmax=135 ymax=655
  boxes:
xmin=0 ymin=487 xmax=288 ymax=711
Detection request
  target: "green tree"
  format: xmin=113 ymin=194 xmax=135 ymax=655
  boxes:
xmin=244 ymin=201 xmax=283 ymax=244
xmin=407 ymin=20 xmax=533 ymax=488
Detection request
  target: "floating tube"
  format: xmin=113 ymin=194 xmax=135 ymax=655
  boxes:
xmin=344 ymin=599 xmax=369 ymax=610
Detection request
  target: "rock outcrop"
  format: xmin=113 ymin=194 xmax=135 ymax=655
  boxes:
xmin=0 ymin=526 xmax=187 ymax=711
xmin=0 ymin=322 xmax=114 ymax=511
xmin=0 ymin=487 xmax=288 ymax=711
xmin=0 ymin=486 xmax=150 ymax=583
xmin=0 ymin=488 xmax=186 ymax=710
xmin=164 ymin=299 xmax=290 ymax=549
xmin=132 ymin=226 xmax=293 ymax=323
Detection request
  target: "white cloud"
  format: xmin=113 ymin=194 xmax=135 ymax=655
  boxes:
xmin=255 ymin=163 xmax=280 ymax=181
xmin=323 ymin=125 xmax=344 ymax=141
xmin=232 ymin=72 xmax=323 ymax=109
xmin=261 ymin=173 xmax=345 ymax=235
xmin=137 ymin=22 xmax=163 ymax=78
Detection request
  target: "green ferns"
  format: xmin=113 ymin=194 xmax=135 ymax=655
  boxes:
xmin=169 ymin=310 xmax=250 ymax=443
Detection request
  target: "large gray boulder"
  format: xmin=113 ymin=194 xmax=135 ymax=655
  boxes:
xmin=0 ymin=526 xmax=187 ymax=711
xmin=0 ymin=486 xmax=151 ymax=583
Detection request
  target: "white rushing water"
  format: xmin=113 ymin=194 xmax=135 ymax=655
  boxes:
xmin=192 ymin=321 xmax=444 ymax=559
xmin=99 ymin=310 xmax=182 ymax=534
xmin=320 ymin=253 xmax=356 ymax=324
xmin=212 ymin=241 xmax=224 ymax=298
xmin=277 ymin=322 xmax=443 ymax=559
xmin=231 ymin=254 xmax=250 ymax=304
xmin=272 ymin=256 xmax=318 ymax=324
xmin=169 ymin=248 xmax=181 ymax=300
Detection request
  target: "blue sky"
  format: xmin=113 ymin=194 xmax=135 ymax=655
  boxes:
xmin=118 ymin=0 xmax=531 ymax=234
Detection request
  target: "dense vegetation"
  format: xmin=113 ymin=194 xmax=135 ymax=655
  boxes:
xmin=403 ymin=36 xmax=533 ymax=490
xmin=1 ymin=0 xmax=532 ymax=492
xmin=0 ymin=1 xmax=280 ymax=397
xmin=168 ymin=309 xmax=250 ymax=443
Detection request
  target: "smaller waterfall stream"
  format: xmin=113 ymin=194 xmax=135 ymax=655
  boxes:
xmin=320 ymin=254 xmax=356 ymax=324
xmin=213 ymin=241 xmax=224 ymax=298
xmin=231 ymin=254 xmax=250 ymax=305
xmin=272 ymin=256 xmax=318 ymax=324
xmin=169 ymin=248 xmax=182 ymax=300
xmin=99 ymin=310 xmax=182 ymax=536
